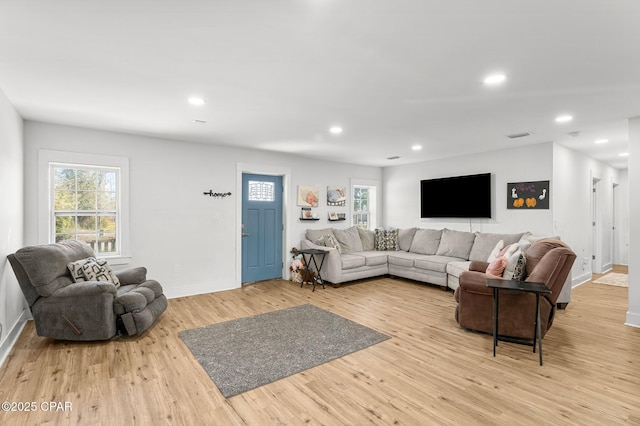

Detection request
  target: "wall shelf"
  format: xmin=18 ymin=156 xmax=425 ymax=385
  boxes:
xmin=328 ymin=218 xmax=346 ymax=222
xmin=299 ymin=218 xmax=320 ymax=221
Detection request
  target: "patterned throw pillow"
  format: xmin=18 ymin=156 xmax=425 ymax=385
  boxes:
xmin=68 ymin=257 xmax=120 ymax=288
xmin=512 ymin=254 xmax=527 ymax=281
xmin=67 ymin=257 xmax=97 ymax=282
xmin=81 ymin=258 xmax=121 ymax=288
xmin=322 ymin=233 xmax=342 ymax=253
xmin=375 ymin=228 xmax=399 ymax=251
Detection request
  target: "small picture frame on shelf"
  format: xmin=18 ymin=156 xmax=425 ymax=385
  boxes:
xmin=328 ymin=211 xmax=338 ymax=221
xmin=301 ymin=207 xmax=312 ymax=219
xmin=337 ymin=213 xmax=346 ymax=220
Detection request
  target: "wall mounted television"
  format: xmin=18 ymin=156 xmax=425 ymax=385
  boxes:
xmin=420 ymin=173 xmax=492 ymax=218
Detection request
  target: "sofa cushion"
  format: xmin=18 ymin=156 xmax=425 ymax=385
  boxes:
xmin=306 ymin=228 xmax=335 ymax=246
xmin=333 ymin=226 xmax=364 ymax=253
xmin=375 ymin=229 xmax=399 ymax=251
xmin=398 ymin=228 xmax=417 ymax=251
xmin=359 ymin=251 xmax=389 ymax=266
xmin=341 ymin=254 xmax=366 ymax=270
xmin=358 ymin=228 xmax=376 ymax=251
xmin=409 ymin=229 xmax=442 ymax=255
xmin=387 ymin=251 xmax=420 ymax=267
xmin=414 ymin=255 xmax=462 ymax=273
xmin=436 ymin=229 xmax=476 ymax=260
xmin=468 ymin=232 xmax=524 ymax=262
xmin=446 ymin=260 xmax=471 ymax=278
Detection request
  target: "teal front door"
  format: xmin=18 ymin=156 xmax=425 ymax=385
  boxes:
xmin=241 ymin=173 xmax=283 ymax=283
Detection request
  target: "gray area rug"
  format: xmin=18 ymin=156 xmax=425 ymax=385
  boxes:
xmin=179 ymin=304 xmax=389 ymax=398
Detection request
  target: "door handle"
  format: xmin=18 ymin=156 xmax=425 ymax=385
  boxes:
xmin=241 ymin=232 xmax=250 ymax=237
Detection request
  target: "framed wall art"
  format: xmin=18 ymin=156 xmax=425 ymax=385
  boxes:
xmin=327 ymin=186 xmax=346 ymax=206
xmin=297 ymin=185 xmax=319 ymax=207
xmin=507 ymin=180 xmax=549 ymax=209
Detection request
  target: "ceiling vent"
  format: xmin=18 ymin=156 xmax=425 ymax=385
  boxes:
xmin=386 ymin=156 xmax=400 ymax=160
xmin=506 ymin=132 xmax=531 ymax=139
xmin=567 ymin=131 xmax=581 ymax=138
xmin=193 ymin=119 xmax=207 ymax=125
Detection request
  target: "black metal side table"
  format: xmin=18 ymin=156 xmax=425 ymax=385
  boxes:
xmin=486 ymin=278 xmax=552 ymax=365
xmin=298 ymin=249 xmax=328 ymax=292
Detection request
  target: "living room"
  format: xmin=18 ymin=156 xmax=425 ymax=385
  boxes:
xmin=1 ymin=1 xmax=640 ymax=424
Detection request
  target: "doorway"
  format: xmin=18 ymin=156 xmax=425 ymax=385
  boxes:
xmin=241 ymin=173 xmax=284 ymax=283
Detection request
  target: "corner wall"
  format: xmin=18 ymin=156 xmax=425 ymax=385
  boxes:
xmin=0 ymin=89 xmax=27 ymax=365
xmin=627 ymin=116 xmax=640 ymax=328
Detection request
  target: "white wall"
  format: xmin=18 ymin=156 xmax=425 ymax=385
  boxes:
xmin=553 ymin=144 xmax=621 ymax=284
xmin=23 ymin=121 xmax=382 ymax=298
xmin=0 ymin=88 xmax=27 ymax=363
xmin=383 ymin=143 xmax=554 ymax=235
xmin=614 ymin=169 xmax=629 ymax=265
xmin=627 ymin=116 xmax=640 ymax=328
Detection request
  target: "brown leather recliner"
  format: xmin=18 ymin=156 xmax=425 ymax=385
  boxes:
xmin=454 ymin=239 xmax=576 ymax=339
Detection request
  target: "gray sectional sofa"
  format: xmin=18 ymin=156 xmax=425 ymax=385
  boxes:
xmin=300 ymin=226 xmax=572 ymax=306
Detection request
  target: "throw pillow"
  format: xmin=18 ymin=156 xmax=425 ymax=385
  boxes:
xmin=80 ymin=258 xmax=121 ymax=288
xmin=397 ymin=228 xmax=417 ymax=251
xmin=502 ymin=249 xmax=522 ymax=280
xmin=306 ymin=228 xmax=335 ymax=246
xmin=512 ymin=254 xmax=527 ymax=281
xmin=486 ymin=256 xmax=507 ymax=277
xmin=323 ymin=233 xmax=342 ymax=253
xmin=67 ymin=257 xmax=96 ymax=282
xmin=375 ymin=228 xmax=399 ymax=251
xmin=409 ymin=228 xmax=442 ymax=255
xmin=435 ymin=229 xmax=476 ymax=259
xmin=486 ymin=240 xmax=504 ymax=263
xmin=357 ymin=227 xmax=376 ymax=251
xmin=333 ymin=226 xmax=364 ymax=253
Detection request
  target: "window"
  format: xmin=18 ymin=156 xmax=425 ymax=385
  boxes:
xmin=51 ymin=164 xmax=119 ymax=255
xmin=351 ymin=181 xmax=378 ymax=230
xmin=39 ymin=150 xmax=130 ymax=263
xmin=248 ymin=180 xmax=275 ymax=201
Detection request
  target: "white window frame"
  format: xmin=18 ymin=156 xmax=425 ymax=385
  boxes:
xmin=38 ymin=150 xmax=131 ymax=265
xmin=350 ymin=178 xmax=379 ymax=230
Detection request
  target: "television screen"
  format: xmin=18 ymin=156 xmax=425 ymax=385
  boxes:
xmin=420 ymin=173 xmax=492 ymax=218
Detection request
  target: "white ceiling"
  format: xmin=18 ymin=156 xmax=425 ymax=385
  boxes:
xmin=1 ymin=0 xmax=637 ymax=168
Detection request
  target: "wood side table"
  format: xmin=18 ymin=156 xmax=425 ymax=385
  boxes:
xmin=486 ymin=278 xmax=552 ymax=365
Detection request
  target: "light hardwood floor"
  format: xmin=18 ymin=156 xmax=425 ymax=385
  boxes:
xmin=1 ymin=270 xmax=638 ymax=425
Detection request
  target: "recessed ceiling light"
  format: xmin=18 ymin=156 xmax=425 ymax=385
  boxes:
xmin=329 ymin=126 xmax=343 ymax=135
xmin=555 ymin=115 xmax=573 ymax=123
xmin=483 ymin=74 xmax=506 ymax=85
xmin=619 ymin=152 xmax=629 ymax=157
xmin=188 ymin=97 xmax=207 ymax=106
xmin=411 ymin=145 xmax=422 ymax=151
xmin=594 ymin=139 xmax=608 ymax=144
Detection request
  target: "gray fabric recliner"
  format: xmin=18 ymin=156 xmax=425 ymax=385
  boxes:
xmin=8 ymin=240 xmax=168 ymax=341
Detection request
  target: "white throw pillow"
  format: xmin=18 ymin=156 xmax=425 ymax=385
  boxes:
xmin=486 ymin=240 xmax=504 ymax=263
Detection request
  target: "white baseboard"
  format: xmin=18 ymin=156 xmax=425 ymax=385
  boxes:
xmin=0 ymin=309 xmax=29 ymax=368
xmin=572 ymin=271 xmax=592 ymax=288
xmin=625 ymin=311 xmax=640 ymax=328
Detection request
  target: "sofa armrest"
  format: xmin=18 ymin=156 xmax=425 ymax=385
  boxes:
xmin=458 ymin=271 xmax=494 ymax=296
xmin=50 ymin=281 xmax=117 ymax=298
xmin=115 ymin=267 xmax=148 ymax=285
xmin=300 ymin=239 xmax=342 ymax=283
xmin=469 ymin=261 xmax=489 ymax=273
